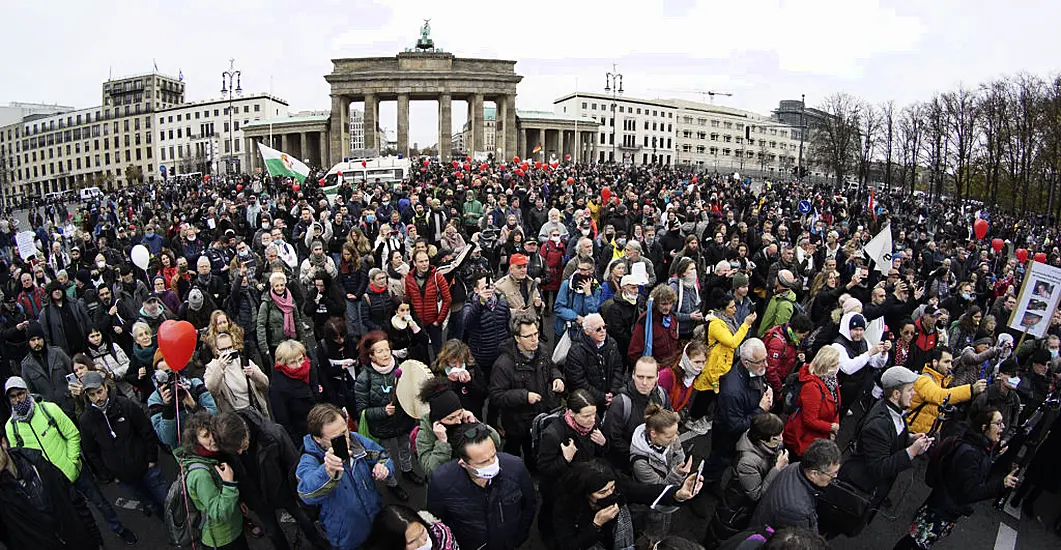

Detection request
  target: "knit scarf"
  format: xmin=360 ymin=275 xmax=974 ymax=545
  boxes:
xmin=564 ymin=410 xmax=595 ymax=436
xmin=820 ymin=373 xmax=840 ymax=402
xmin=133 ymin=343 xmax=157 ymax=365
xmin=371 ymin=358 xmax=396 ymax=375
xmin=276 ymin=357 xmax=312 ymax=384
xmin=368 ymin=281 xmax=388 ymax=293
xmin=309 ymin=253 xmax=327 ymax=268
xmin=271 ymin=289 xmax=298 ymax=338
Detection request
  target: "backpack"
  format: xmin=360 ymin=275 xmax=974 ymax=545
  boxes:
xmin=409 ymin=424 xmax=421 ymax=455
xmin=925 ymin=435 xmax=963 ymax=488
xmin=530 ymin=409 xmax=564 ymax=452
xmin=163 ymin=463 xmax=210 ymax=547
xmin=780 ymin=371 xmax=805 ymax=415
xmin=601 ymin=387 xmax=667 ymax=428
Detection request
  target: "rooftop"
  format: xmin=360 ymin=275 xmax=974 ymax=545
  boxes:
xmin=516 ymin=109 xmax=598 ymax=124
xmin=243 ymin=113 xmax=331 ymax=129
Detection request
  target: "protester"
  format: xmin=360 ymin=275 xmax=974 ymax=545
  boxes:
xmin=204 ymin=331 xmax=271 ymax=417
xmin=565 ymin=313 xmax=625 ymax=408
xmin=688 ymin=290 xmax=758 ymax=434
xmin=174 ymin=411 xmax=246 ymax=549
xmin=907 ymin=347 xmax=987 ymax=434
xmin=415 ymin=378 xmax=499 ymax=476
xmin=748 ymin=439 xmax=841 ymax=533
xmin=629 ymin=404 xmax=689 ymax=540
xmin=363 ymin=504 xmax=459 ymax=550
xmin=603 ymin=356 xmax=672 ymax=470
xmin=783 ymin=346 xmax=841 ymax=460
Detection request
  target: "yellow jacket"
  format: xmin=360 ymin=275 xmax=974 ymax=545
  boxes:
xmin=907 ymin=366 xmax=974 ymax=434
xmin=587 ymin=200 xmax=601 ymax=226
xmin=693 ymin=315 xmax=751 ymax=392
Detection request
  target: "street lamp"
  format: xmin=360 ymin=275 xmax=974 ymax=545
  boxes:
xmin=797 ymin=93 xmax=806 ymax=182
xmin=221 ymin=59 xmax=243 ymax=174
xmin=604 ymin=64 xmax=623 ymax=164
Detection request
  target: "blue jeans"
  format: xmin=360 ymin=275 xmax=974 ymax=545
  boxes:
xmin=119 ymin=465 xmax=169 ymax=516
xmin=74 ymin=470 xmax=125 ymax=533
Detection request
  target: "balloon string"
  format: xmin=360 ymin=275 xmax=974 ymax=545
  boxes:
xmin=174 ymin=389 xmax=202 ymax=550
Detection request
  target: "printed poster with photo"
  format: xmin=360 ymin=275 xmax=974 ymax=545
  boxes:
xmin=1008 ymin=260 xmax=1061 ymax=339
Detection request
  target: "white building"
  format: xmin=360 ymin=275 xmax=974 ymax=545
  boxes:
xmin=349 ymin=109 xmax=365 ymax=152
xmin=554 ymin=92 xmax=813 ymax=175
xmin=0 ymin=102 xmax=72 ymax=128
xmin=155 ymin=93 xmax=288 ymax=176
xmin=554 ymin=93 xmax=677 ymax=165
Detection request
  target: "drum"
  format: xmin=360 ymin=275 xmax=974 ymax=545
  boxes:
xmin=395 ymin=359 xmax=433 ymax=420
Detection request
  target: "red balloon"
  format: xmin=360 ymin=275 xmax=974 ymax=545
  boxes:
xmin=1017 ymin=248 xmax=1029 ymax=263
xmin=550 ymin=161 xmax=558 ymax=169
xmin=479 ymin=163 xmax=488 ymax=172
xmin=292 ymin=183 xmax=301 ymax=193
xmin=423 ymin=159 xmax=430 ymax=167
xmin=466 ymin=155 xmax=471 ymax=162
xmin=973 ymin=218 xmax=988 ymax=240
xmin=565 ymin=154 xmax=571 ymax=161
xmin=513 ymin=156 xmax=521 ymax=164
xmin=337 ymin=170 xmax=343 ymax=177
xmin=1035 ymin=252 xmax=1048 ymax=263
xmin=692 ymin=175 xmax=698 ymax=183
xmin=534 ymin=161 xmax=542 ymax=169
xmin=158 ymin=320 xmax=197 ymax=372
xmin=204 ymin=175 xmax=210 ymax=182
xmin=567 ymin=177 xmax=575 ymax=184
xmin=361 ymin=161 xmax=368 ymax=168
xmin=499 ymin=163 xmax=506 ymax=170
xmin=463 ymin=163 xmax=471 ymax=172
xmin=991 ymin=238 xmax=1004 ymax=253
xmin=455 ymin=172 xmax=462 ymax=179
xmin=236 ymin=184 xmax=243 ymax=192
xmin=601 ymin=186 xmax=611 ymax=203
xmin=451 ymin=160 xmax=459 ymax=169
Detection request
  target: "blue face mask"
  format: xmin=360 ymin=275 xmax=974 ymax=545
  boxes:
xmin=1051 ymin=349 xmax=1059 ymax=359
xmin=366 ymin=215 xmax=376 ymax=223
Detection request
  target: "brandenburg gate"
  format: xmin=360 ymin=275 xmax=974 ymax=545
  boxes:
xmin=325 ymin=22 xmax=522 ymax=162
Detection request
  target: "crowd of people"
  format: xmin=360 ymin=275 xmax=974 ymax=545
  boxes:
xmin=0 ymin=158 xmax=1059 ymax=550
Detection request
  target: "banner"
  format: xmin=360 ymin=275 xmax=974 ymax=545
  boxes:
xmin=15 ymin=231 xmax=38 ymax=260
xmin=1008 ymin=260 xmax=1061 ymax=339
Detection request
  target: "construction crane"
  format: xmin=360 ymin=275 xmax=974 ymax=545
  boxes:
xmin=649 ymin=88 xmax=734 ymax=104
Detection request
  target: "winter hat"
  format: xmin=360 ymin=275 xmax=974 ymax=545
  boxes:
xmin=972 ymin=330 xmax=992 ymax=348
xmin=428 ymin=389 xmax=463 ymax=423
xmin=188 ymin=288 xmax=205 ymax=311
xmin=881 ymin=366 xmax=920 ymax=389
xmin=1032 ymin=348 xmax=1051 ymax=365
xmin=75 ymin=269 xmax=93 ymax=287
xmin=731 ymin=273 xmax=749 ymax=290
xmin=842 ymin=297 xmax=863 ymax=314
xmin=777 ymin=269 xmax=797 ymax=289
xmin=848 ymin=314 xmax=867 ymax=331
xmin=152 ymin=275 xmax=166 ymax=288
xmin=26 ymin=321 xmax=45 ymax=341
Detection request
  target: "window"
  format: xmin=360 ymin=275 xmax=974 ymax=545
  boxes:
xmin=724 ymin=122 xmax=733 ymax=129
xmin=592 ymin=104 xmax=597 ymax=110
xmin=724 ymin=135 xmax=731 ymax=143
xmin=224 ymin=140 xmax=230 ymax=153
xmin=136 ymin=149 xmax=142 ymax=161
xmin=243 ymin=105 xmax=249 ymax=113
xmin=254 ymin=104 xmax=261 ymax=112
xmin=177 ymin=114 xmax=182 ymax=122
xmin=195 ymin=112 xmax=200 ymax=120
xmin=723 ymin=149 xmax=730 ymax=156
xmin=600 ymin=133 xmax=606 ymax=144
xmin=176 ymin=129 xmax=182 ymax=139
xmin=637 ymin=108 xmax=642 ymax=114
xmin=234 ymin=121 xmax=240 ymax=131
xmin=214 ymin=109 xmax=219 ymax=117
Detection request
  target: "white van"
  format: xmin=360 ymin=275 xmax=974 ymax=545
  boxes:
xmin=325 ymin=157 xmax=411 ymax=185
xmin=80 ymin=187 xmax=103 ymax=201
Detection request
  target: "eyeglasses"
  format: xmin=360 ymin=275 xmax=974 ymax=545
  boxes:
xmin=592 ymin=325 xmax=607 ymax=333
xmin=816 ymin=468 xmax=839 ymax=480
xmin=518 ymin=331 xmax=540 ymax=340
xmin=746 ymin=356 xmax=768 ymax=365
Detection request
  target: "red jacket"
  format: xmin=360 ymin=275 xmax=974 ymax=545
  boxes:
xmin=404 ymin=267 xmax=452 ymax=325
xmin=763 ymin=324 xmax=799 ymax=397
xmin=783 ymin=364 xmax=839 ymax=457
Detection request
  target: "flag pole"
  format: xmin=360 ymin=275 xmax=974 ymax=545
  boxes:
xmin=573 ymin=76 xmax=578 ymax=164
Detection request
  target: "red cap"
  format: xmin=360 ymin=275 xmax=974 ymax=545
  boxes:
xmin=510 ymin=254 xmax=529 ymax=266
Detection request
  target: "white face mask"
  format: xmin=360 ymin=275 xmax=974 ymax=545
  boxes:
xmin=416 ymin=537 xmax=433 ymax=550
xmin=470 ymin=457 xmax=500 ymax=479
xmin=623 ymin=292 xmax=638 ymax=304
xmin=551 ymin=236 xmax=561 ymax=244
xmin=97 ymin=261 xmax=107 ymax=269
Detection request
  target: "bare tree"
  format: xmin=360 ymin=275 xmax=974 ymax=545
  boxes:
xmin=881 ymin=101 xmax=895 ymax=191
xmin=856 ymin=102 xmax=882 ymax=188
xmin=942 ymin=85 xmax=978 ymax=203
xmin=975 ymin=79 xmax=1009 ymax=204
xmin=810 ymin=92 xmax=862 ymax=187
xmin=1003 ymin=74 xmax=1043 ymax=211
xmin=897 ymin=103 xmax=925 ymax=196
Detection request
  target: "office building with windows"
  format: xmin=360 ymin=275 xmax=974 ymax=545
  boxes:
xmin=155 ymin=94 xmax=288 ymax=176
xmin=554 ymin=93 xmax=676 ymax=165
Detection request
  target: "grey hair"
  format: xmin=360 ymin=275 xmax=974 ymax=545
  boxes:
xmin=582 ymin=313 xmax=605 ymax=334
xmin=625 ymin=240 xmax=642 ymax=253
xmin=739 ymin=338 xmax=766 ymax=363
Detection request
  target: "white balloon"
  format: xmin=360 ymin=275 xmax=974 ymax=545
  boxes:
xmin=130 ymin=244 xmax=151 ymax=271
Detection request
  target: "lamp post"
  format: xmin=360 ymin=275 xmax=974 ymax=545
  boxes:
xmin=221 ymin=59 xmax=242 ymax=174
xmin=604 ymin=65 xmax=623 ymax=164
xmin=797 ymin=93 xmax=806 ymax=182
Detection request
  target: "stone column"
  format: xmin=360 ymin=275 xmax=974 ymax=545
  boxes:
xmin=558 ymin=130 xmax=566 ymax=161
xmin=573 ymin=132 xmax=581 ymax=164
xmin=519 ymin=129 xmax=526 ymax=159
xmin=280 ymin=134 xmax=289 ymax=157
xmin=319 ymin=131 xmax=329 ymax=168
xmin=471 ymin=93 xmax=485 ymax=157
xmin=537 ymin=128 xmax=545 ymax=159
xmin=330 ymin=95 xmax=348 ymax=164
xmin=397 ymin=94 xmax=410 ymax=159
xmin=495 ymin=96 xmax=507 ymax=159
xmin=364 ymin=93 xmax=378 ymax=151
xmin=504 ymin=94 xmax=517 ymax=161
xmin=438 ymin=93 xmax=452 ymax=160
xmin=300 ymin=132 xmax=310 ymax=165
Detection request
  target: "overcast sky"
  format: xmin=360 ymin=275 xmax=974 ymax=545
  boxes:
xmin=4 ymin=0 xmax=1060 ymax=147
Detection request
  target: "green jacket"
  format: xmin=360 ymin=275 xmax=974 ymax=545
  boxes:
xmin=758 ymin=289 xmax=797 ymax=337
xmin=415 ymin=414 xmax=501 ymax=476
xmin=173 ymin=446 xmax=243 ymax=548
xmin=462 ymin=199 xmax=484 ymax=225
xmin=256 ymin=290 xmax=307 ymax=356
xmin=5 ymin=399 xmax=82 ymax=482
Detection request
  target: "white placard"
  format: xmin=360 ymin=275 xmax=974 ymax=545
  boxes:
xmin=1008 ymin=260 xmax=1061 ymax=339
xmin=15 ymin=231 xmax=38 ymax=260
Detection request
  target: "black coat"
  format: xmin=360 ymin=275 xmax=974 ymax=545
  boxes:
xmin=489 ymin=340 xmax=564 ymax=435
xmin=601 ymin=382 xmax=669 ymax=471
xmin=268 ymin=368 xmax=320 ymax=444
xmin=925 ymin=431 xmax=1006 ymax=521
xmin=564 ymin=332 xmax=625 ymax=408
xmin=600 ymin=297 xmax=643 ymax=365
xmin=552 ymin=475 xmax=684 ymax=550
xmin=838 ymin=399 xmax=913 ymax=503
xmin=537 ymin=416 xmax=607 ymax=490
xmin=235 ymin=408 xmax=302 ymax=509
xmin=0 ymin=448 xmax=100 ymax=550
xmin=713 ymin=362 xmax=768 ymax=457
xmin=78 ymin=395 xmax=160 ymax=484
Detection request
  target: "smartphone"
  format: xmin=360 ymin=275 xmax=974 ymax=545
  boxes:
xmin=331 ymin=435 xmax=350 ymax=462
xmin=694 ymin=459 xmax=705 ymax=494
xmin=65 ymin=373 xmax=78 ymax=385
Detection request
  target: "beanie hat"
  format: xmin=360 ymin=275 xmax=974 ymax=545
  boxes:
xmin=849 ymin=314 xmax=867 ymax=331
xmin=777 ymin=269 xmax=797 ymax=289
xmin=188 ymin=288 xmax=205 ymax=311
xmin=26 ymin=321 xmax=45 ymax=341
xmin=731 ymin=273 xmax=749 ymax=290
xmin=842 ymin=297 xmax=863 ymax=315
xmin=972 ymin=330 xmax=992 ymax=348
xmin=428 ymin=389 xmax=463 ymax=423
xmin=1032 ymin=348 xmax=1051 ymax=364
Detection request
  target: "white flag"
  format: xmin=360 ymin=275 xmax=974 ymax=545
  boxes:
xmin=863 ymin=223 xmax=893 ymax=275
